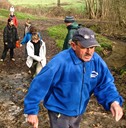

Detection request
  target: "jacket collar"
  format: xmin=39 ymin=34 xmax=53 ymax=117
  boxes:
xmin=69 ymin=48 xmax=83 ymax=65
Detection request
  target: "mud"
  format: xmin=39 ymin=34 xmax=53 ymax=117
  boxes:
xmin=0 ymin=19 xmax=126 ymax=128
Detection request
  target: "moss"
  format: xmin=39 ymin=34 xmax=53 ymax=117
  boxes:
xmin=120 ymin=65 xmax=126 ymax=75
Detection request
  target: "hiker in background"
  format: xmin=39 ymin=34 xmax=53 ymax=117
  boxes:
xmin=20 ymin=26 xmax=42 ymax=56
xmin=0 ymin=18 xmax=19 ymax=62
xmin=62 ymin=16 xmax=81 ymax=50
xmin=21 ymin=26 xmax=42 ymax=45
xmin=24 ymin=18 xmax=31 ymax=36
xmin=9 ymin=6 xmax=18 ymax=28
xmin=24 ymin=27 xmax=123 ymax=128
xmin=26 ymin=32 xmax=46 ymax=77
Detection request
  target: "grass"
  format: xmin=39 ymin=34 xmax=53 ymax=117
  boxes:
xmin=47 ymin=24 xmax=113 ymax=55
xmin=0 ymin=8 xmax=40 ymax=20
xmin=8 ymin=0 xmax=83 ymax=6
xmin=8 ymin=0 xmax=86 ymax=12
xmin=47 ymin=24 xmax=67 ymax=49
xmin=0 ymin=21 xmax=6 ymax=30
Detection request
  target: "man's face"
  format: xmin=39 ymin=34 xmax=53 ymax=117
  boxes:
xmin=71 ymin=41 xmax=95 ymax=62
xmin=65 ymin=22 xmax=72 ymax=27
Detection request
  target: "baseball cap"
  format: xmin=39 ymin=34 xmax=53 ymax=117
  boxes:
xmin=72 ymin=27 xmax=100 ymax=48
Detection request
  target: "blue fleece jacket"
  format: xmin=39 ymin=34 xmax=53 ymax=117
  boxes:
xmin=24 ymin=48 xmax=123 ymax=116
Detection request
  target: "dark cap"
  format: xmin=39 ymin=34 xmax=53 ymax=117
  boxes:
xmin=64 ymin=16 xmax=75 ymax=23
xmin=72 ymin=27 xmax=100 ymax=48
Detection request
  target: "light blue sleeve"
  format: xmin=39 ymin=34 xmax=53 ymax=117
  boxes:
xmin=21 ymin=33 xmax=31 ymax=45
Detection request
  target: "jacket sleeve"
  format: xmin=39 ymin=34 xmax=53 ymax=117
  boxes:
xmin=94 ymin=59 xmax=124 ymax=110
xmin=21 ymin=34 xmax=29 ymax=45
xmin=15 ymin=17 xmax=18 ymax=28
xmin=67 ymin=29 xmax=76 ymax=46
xmin=24 ymin=64 xmax=56 ymax=115
xmin=3 ymin=27 xmax=8 ymax=43
xmin=15 ymin=27 xmax=19 ymax=41
xmin=40 ymin=40 xmax=46 ymax=67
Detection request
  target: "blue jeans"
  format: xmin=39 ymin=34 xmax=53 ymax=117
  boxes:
xmin=48 ymin=110 xmax=82 ymax=128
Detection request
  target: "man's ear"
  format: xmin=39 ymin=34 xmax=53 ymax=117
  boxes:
xmin=70 ymin=41 xmax=76 ymax=50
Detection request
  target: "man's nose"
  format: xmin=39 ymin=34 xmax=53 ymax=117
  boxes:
xmin=86 ymin=48 xmax=90 ymax=52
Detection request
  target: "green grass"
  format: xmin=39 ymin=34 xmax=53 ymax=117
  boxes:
xmin=95 ymin=34 xmax=112 ymax=55
xmin=0 ymin=21 xmax=6 ymax=30
xmin=8 ymin=0 xmax=83 ymax=6
xmin=47 ymin=24 xmax=67 ymax=49
xmin=0 ymin=9 xmax=9 ymax=18
xmin=47 ymin=24 xmax=113 ymax=55
xmin=7 ymin=0 xmax=86 ymax=18
xmin=0 ymin=8 xmax=40 ymax=20
xmin=63 ymin=2 xmax=85 ymax=13
xmin=8 ymin=0 xmax=86 ymax=11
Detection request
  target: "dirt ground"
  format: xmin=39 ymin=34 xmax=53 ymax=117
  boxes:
xmin=0 ymin=19 xmax=126 ymax=128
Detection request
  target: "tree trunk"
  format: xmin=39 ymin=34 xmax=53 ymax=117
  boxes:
xmin=57 ymin=0 xmax=60 ymax=7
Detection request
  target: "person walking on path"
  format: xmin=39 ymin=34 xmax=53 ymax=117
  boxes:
xmin=24 ymin=18 xmax=31 ymax=36
xmin=24 ymin=27 xmax=123 ymax=128
xmin=21 ymin=25 xmax=42 ymax=45
xmin=20 ymin=26 xmax=42 ymax=57
xmin=21 ymin=26 xmax=42 ymax=46
xmin=62 ymin=16 xmax=81 ymax=50
xmin=0 ymin=18 xmax=19 ymax=62
xmin=26 ymin=32 xmax=46 ymax=77
xmin=9 ymin=6 xmax=18 ymax=28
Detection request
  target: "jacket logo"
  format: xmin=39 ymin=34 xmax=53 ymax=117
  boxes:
xmin=90 ymin=71 xmax=98 ymax=78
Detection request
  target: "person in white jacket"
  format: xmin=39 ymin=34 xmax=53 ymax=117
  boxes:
xmin=26 ymin=32 xmax=46 ymax=77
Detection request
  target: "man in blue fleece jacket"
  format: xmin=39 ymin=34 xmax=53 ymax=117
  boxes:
xmin=24 ymin=27 xmax=124 ymax=128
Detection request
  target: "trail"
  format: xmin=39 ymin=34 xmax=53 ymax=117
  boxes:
xmin=0 ymin=19 xmax=126 ymax=128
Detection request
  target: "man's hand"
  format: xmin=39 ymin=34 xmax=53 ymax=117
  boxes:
xmin=20 ymin=44 xmax=23 ymax=47
xmin=110 ymin=101 xmax=123 ymax=121
xmin=5 ymin=42 xmax=8 ymax=45
xmin=27 ymin=115 xmax=38 ymax=128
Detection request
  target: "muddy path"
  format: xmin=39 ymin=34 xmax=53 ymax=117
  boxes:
xmin=0 ymin=19 xmax=126 ymax=128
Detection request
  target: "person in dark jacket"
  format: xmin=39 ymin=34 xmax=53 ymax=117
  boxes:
xmin=62 ymin=16 xmax=81 ymax=50
xmin=24 ymin=27 xmax=123 ymax=128
xmin=0 ymin=18 xmax=19 ymax=62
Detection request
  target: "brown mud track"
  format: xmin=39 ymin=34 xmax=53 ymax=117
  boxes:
xmin=0 ymin=19 xmax=126 ymax=128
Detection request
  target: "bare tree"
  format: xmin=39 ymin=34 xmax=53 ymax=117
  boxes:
xmin=84 ymin=0 xmax=126 ymax=27
xmin=85 ymin=0 xmax=97 ymax=19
